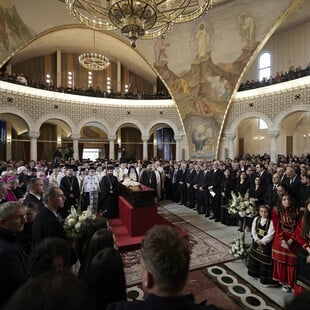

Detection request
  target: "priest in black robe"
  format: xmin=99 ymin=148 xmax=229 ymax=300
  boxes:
xmin=139 ymin=162 xmax=157 ymax=191
xmin=59 ymin=165 xmax=80 ymax=219
xmin=99 ymin=166 xmax=119 ymax=218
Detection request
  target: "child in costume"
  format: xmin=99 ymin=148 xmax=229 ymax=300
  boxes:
xmin=248 ymin=204 xmax=277 ymax=286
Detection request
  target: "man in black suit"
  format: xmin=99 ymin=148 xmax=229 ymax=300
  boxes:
xmin=23 ymin=178 xmax=45 ymax=211
xmin=32 ymin=185 xmax=67 ymax=248
xmin=107 ymin=225 xmax=221 ymax=310
xmin=0 ymin=201 xmax=28 ymax=306
xmin=202 ymin=163 xmax=212 ymax=217
xmin=276 ymin=167 xmax=287 ymax=183
xmin=284 ymin=166 xmax=302 ymax=207
xmin=184 ymin=162 xmax=196 ymax=208
xmin=255 ymin=163 xmax=272 ymax=187
xmin=264 ymin=173 xmax=281 ymax=208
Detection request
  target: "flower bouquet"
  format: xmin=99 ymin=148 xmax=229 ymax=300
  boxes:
xmin=229 ymin=234 xmax=251 ymax=259
xmin=64 ymin=206 xmax=96 ymax=241
xmin=228 ymin=191 xmax=255 ymax=261
xmin=228 ymin=190 xmax=257 ymax=218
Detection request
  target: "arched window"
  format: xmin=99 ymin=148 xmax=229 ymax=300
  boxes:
xmin=258 ymin=52 xmax=271 ymax=81
xmin=259 ymin=118 xmax=268 ymax=130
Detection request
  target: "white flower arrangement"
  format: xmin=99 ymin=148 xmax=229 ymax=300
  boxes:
xmin=64 ymin=206 xmax=96 ymax=240
xmin=229 ymin=235 xmax=251 ymax=259
xmin=228 ymin=190 xmax=257 ymax=218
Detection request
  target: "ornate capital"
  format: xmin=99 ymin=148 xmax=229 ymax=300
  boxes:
xmin=108 ymin=135 xmax=116 ymax=141
xmin=141 ymin=135 xmax=149 ymax=142
xmin=174 ymin=135 xmax=183 ymax=142
xmin=71 ymin=134 xmax=80 ymax=140
xmin=223 ymin=131 xmax=235 ymax=140
xmin=267 ymin=129 xmax=280 ymax=139
xmin=28 ymin=131 xmax=40 ymax=139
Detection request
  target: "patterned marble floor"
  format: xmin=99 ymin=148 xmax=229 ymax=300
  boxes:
xmin=159 ymin=200 xmax=295 ymax=309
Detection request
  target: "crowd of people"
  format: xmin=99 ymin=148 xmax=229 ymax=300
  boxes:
xmin=0 ymin=152 xmax=309 ymax=308
xmin=238 ymin=63 xmax=310 ymax=91
xmin=4 ymin=63 xmax=309 ymax=99
xmin=0 ymin=70 xmax=171 ymax=100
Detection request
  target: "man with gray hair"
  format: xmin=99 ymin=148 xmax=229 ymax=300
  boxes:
xmin=32 ymin=185 xmax=67 ymax=247
xmin=31 ymin=185 xmax=77 ymax=265
xmin=0 ymin=201 xmax=28 ymax=306
xmin=0 ymin=180 xmax=8 ymax=204
xmin=107 ymin=225 xmax=221 ymax=310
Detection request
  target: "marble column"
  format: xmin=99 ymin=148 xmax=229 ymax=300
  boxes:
xmin=28 ymin=131 xmax=40 ymax=161
xmin=268 ymin=129 xmax=280 ymax=164
xmin=153 ymin=134 xmax=157 ymax=159
xmin=141 ymin=135 xmax=148 ymax=160
xmin=108 ymin=135 xmax=116 ymax=160
xmin=223 ymin=130 xmax=236 ymax=160
xmin=225 ymin=132 xmax=236 ymax=160
xmin=174 ymin=135 xmax=182 ymax=161
xmin=56 ymin=49 xmax=62 ymax=88
xmin=117 ymin=61 xmax=121 ymax=93
xmin=6 ymin=124 xmax=12 ymax=161
xmin=71 ymin=134 xmax=80 ymax=161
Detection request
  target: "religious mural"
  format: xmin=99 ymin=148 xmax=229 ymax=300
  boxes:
xmin=153 ymin=10 xmax=258 ymax=159
xmin=0 ymin=0 xmax=33 ymax=61
xmin=0 ymin=0 xmax=295 ymax=160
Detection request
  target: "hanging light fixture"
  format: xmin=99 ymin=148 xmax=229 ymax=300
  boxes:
xmin=65 ymin=0 xmax=213 ymax=48
xmin=78 ymin=30 xmax=110 ymax=70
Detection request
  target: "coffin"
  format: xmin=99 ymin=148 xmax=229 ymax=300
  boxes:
xmin=119 ymin=183 xmax=155 ymax=207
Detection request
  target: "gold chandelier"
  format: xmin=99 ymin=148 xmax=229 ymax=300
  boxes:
xmin=65 ymin=0 xmax=213 ymax=48
xmin=78 ymin=30 xmax=110 ymax=70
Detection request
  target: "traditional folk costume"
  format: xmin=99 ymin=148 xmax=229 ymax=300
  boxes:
xmin=271 ymin=206 xmax=302 ymax=288
xmin=248 ymin=215 xmax=275 ymax=284
xmin=295 ymin=220 xmax=310 ymax=294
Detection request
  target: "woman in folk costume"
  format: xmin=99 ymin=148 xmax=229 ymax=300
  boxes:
xmin=271 ymin=192 xmax=303 ymax=293
xmin=248 ymin=204 xmax=277 ymax=285
xmin=294 ymin=198 xmax=310 ymax=295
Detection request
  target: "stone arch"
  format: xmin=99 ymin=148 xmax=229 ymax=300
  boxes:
xmin=0 ymin=107 xmax=33 ymax=133
xmin=230 ymin=111 xmax=273 ymax=133
xmin=111 ymin=118 xmax=146 ymax=137
xmin=77 ymin=118 xmax=111 ymax=136
xmin=34 ymin=113 xmax=77 ymax=135
xmin=273 ymin=104 xmax=310 ymax=130
xmin=145 ymin=118 xmax=182 ymax=139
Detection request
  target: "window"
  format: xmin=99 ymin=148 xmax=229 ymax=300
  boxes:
xmin=88 ymin=72 xmax=92 ymax=88
xmin=82 ymin=148 xmax=99 ymax=161
xmin=258 ymin=52 xmax=271 ymax=81
xmin=67 ymin=71 xmax=74 ymax=88
xmin=259 ymin=118 xmax=268 ymax=130
xmin=107 ymin=77 xmax=111 ymax=93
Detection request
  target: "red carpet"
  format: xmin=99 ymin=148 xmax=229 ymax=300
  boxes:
xmin=108 ymin=213 xmax=188 ymax=252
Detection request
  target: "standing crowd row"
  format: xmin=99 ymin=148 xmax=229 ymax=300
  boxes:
xmin=0 ymin=154 xmax=309 ymax=308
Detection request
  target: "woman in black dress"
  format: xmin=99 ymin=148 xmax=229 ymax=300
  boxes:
xmin=220 ymin=168 xmax=236 ymax=226
xmin=235 ymin=171 xmax=251 ymax=231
